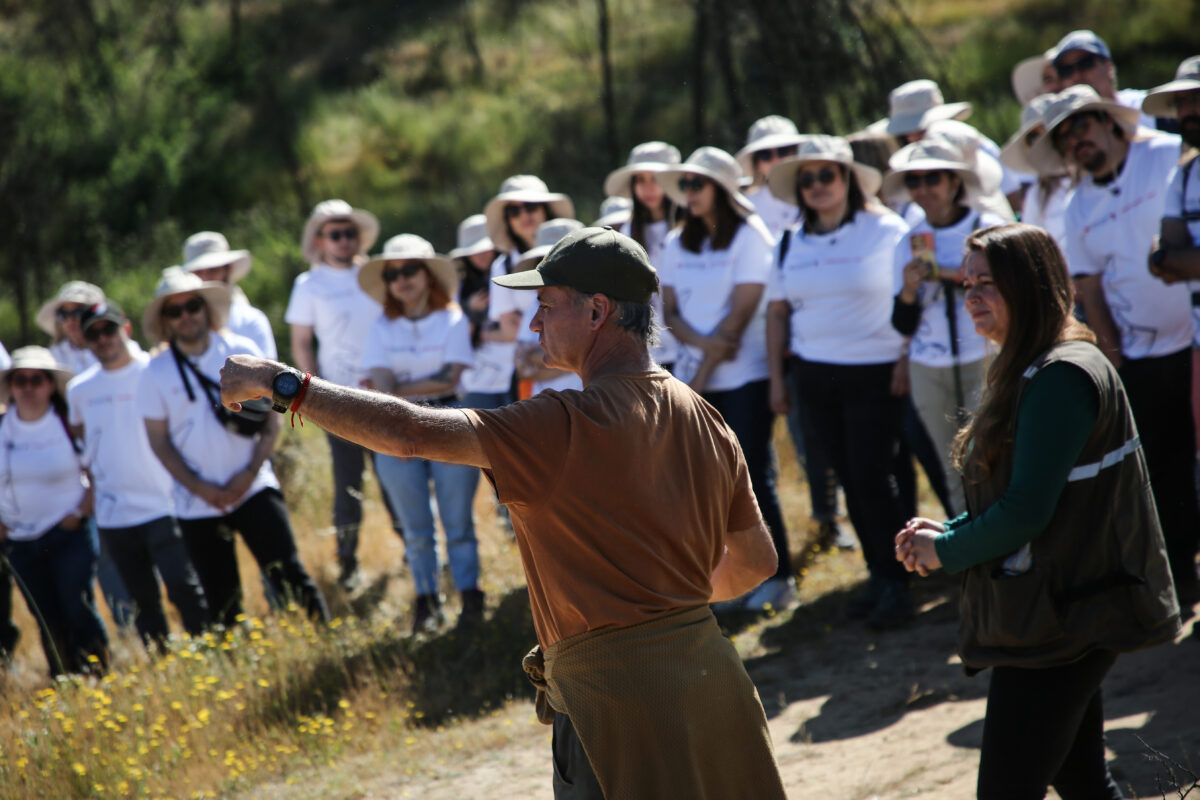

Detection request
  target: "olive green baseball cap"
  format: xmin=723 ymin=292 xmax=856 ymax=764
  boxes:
xmin=491 ymin=226 xmax=658 ymax=303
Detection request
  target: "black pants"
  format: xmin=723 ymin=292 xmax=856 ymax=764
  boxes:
xmin=704 ymin=379 xmax=791 ymax=580
xmin=0 ymin=556 xmax=19 ymax=657
xmin=792 ymin=358 xmax=907 ymax=580
xmin=178 ymin=488 xmax=329 ymax=627
xmin=1120 ymin=348 xmax=1200 ymax=591
xmin=100 ymin=516 xmax=210 ymax=645
xmin=978 ymin=649 xmax=1122 ymax=800
xmin=552 ymin=712 xmax=605 ymax=799
xmin=327 ymin=431 xmax=403 ymax=572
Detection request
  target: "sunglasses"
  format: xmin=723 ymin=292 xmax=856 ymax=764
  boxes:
xmin=383 ymin=263 xmax=425 ymax=282
xmin=1054 ymin=53 xmax=1101 ymax=79
xmin=84 ymin=321 xmax=120 ymax=342
xmin=752 ymin=145 xmax=799 ymax=164
xmin=677 ymin=176 xmax=709 ymax=193
xmin=797 ymin=167 xmax=840 ymax=190
xmin=322 ymin=227 xmax=359 ymax=242
xmin=903 ymin=172 xmax=948 ymax=190
xmin=504 ymin=202 xmax=544 ymax=219
xmin=11 ymin=372 xmax=48 ymax=389
xmin=161 ymin=297 xmax=205 ymax=320
xmin=1051 ymin=113 xmax=1100 ymax=151
xmin=56 ymin=306 xmax=88 ymax=322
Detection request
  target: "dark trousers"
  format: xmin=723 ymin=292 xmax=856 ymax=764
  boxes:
xmin=100 ymin=516 xmax=210 ymax=645
xmin=552 ymin=712 xmax=605 ymax=799
xmin=1120 ymin=348 xmax=1200 ymax=590
xmin=784 ymin=363 xmax=839 ymax=522
xmin=704 ymin=379 xmax=791 ymax=580
xmin=0 ymin=556 xmax=19 ymax=657
xmin=792 ymin=358 xmax=907 ymax=580
xmin=327 ymin=431 xmax=404 ymax=572
xmin=900 ymin=396 xmax=956 ymax=519
xmin=5 ymin=521 xmax=109 ymax=676
xmin=978 ymin=649 xmax=1122 ymax=800
xmin=178 ymin=488 xmax=329 ymax=627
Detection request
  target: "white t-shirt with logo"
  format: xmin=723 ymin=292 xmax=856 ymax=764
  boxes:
xmin=361 ymin=307 xmax=474 ymax=400
xmin=460 ymin=251 xmax=527 ymax=395
xmin=516 ymin=300 xmax=583 ymax=395
xmin=894 ymin=208 xmax=1003 ymax=368
xmin=284 ymin=263 xmax=381 ymax=387
xmin=1163 ymin=155 xmax=1200 ymax=345
xmin=138 ymin=331 xmax=278 ymax=520
xmin=658 ymin=215 xmax=775 ymax=392
xmin=745 ymin=185 xmax=800 ymax=242
xmin=618 ymin=218 xmax=679 ymax=366
xmin=68 ymin=355 xmax=175 ymax=529
xmin=0 ymin=410 xmax=85 ymax=541
xmin=1020 ymin=176 xmax=1072 ymax=256
xmin=768 ymin=209 xmax=908 ymax=365
xmin=1066 ymin=135 xmax=1191 ymax=360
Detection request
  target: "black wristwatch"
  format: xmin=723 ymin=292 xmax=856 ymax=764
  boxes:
xmin=1150 ymin=248 xmax=1168 ymax=269
xmin=270 ymin=367 xmax=305 ymax=414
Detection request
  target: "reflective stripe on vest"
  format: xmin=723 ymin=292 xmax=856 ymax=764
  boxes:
xmin=1067 ymin=435 xmax=1142 ymax=482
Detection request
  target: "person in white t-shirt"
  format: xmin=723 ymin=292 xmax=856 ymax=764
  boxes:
xmin=514 ymin=219 xmax=586 ymax=396
xmin=1029 ymin=85 xmax=1198 ymax=597
xmin=734 ymin=117 xmax=805 ymax=240
xmin=887 ymin=136 xmax=1005 ymax=517
xmin=657 ymin=146 xmax=793 ymax=612
xmin=285 ymin=199 xmax=403 ymax=591
xmin=141 ymin=271 xmax=328 ymax=627
xmin=0 ymin=347 xmax=109 ymax=677
xmin=68 ymin=302 xmax=210 ymax=647
xmin=763 ymin=136 xmax=913 ymax=628
xmin=358 ymin=235 xmax=482 ymax=633
xmin=999 ymin=95 xmax=1074 ymax=254
xmin=604 ymin=141 xmax=683 ymax=371
xmin=181 ymin=231 xmax=276 ymax=359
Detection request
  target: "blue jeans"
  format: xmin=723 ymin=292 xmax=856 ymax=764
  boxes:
xmin=375 ymin=453 xmax=480 ymax=597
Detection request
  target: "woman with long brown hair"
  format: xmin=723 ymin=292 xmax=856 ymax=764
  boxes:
xmin=896 ymin=223 xmax=1179 ymax=799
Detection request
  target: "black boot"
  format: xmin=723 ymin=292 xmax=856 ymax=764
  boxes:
xmin=458 ymin=588 xmax=485 ymax=628
xmin=412 ymin=594 xmax=443 ymax=635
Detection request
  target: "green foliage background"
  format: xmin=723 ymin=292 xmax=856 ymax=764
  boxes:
xmin=1 ymin=0 xmax=1194 ymax=361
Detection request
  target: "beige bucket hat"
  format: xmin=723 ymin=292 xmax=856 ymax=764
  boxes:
xmin=484 ymin=175 xmax=575 ymax=254
xmin=1000 ymin=95 xmax=1059 ymax=175
xmin=884 ymin=79 xmax=973 ymax=137
xmin=358 ymin=234 xmax=458 ymax=305
xmin=447 ymin=214 xmax=495 ymax=260
xmin=734 ymin=116 xmax=807 ymax=175
xmin=592 ymin=196 xmax=633 ymax=228
xmin=514 ymin=219 xmax=586 ymax=272
xmin=36 ymin=281 xmax=106 ymax=336
xmin=765 ymin=134 xmax=883 ymax=204
xmin=142 ymin=269 xmax=233 ymax=343
xmin=1026 ymin=85 xmax=1141 ymax=174
xmin=300 ymin=199 xmax=380 ymax=265
xmin=0 ymin=346 xmax=74 ymax=399
xmin=181 ymin=231 xmax=252 ymax=282
xmin=881 ymin=136 xmax=985 ymax=207
xmin=1142 ymin=56 xmax=1200 ymax=118
xmin=1011 ymin=50 xmax=1056 ymax=106
xmin=603 ymin=141 xmax=683 ymax=198
xmin=657 ymin=147 xmax=757 ymax=218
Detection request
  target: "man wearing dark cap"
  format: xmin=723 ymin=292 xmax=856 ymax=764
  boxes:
xmin=220 ymin=227 xmax=787 ymax=799
xmin=1050 ymin=29 xmax=1159 ymax=130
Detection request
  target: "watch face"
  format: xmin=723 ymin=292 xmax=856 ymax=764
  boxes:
xmin=275 ymin=373 xmax=301 ymax=396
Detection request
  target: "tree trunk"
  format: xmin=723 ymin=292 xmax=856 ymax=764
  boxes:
xmin=690 ymin=0 xmax=710 ymax=144
xmin=597 ymin=0 xmax=619 ymax=166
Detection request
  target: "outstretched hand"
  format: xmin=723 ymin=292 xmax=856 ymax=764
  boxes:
xmin=220 ymin=355 xmax=280 ymax=411
xmin=895 ymin=517 xmax=945 ymax=577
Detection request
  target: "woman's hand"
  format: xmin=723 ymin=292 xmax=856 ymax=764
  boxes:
xmin=889 ymin=356 xmax=910 ymax=397
xmin=768 ymin=376 xmax=790 ymax=416
xmin=899 ymin=259 xmax=930 ymax=302
xmin=895 ymin=517 xmax=945 ymax=577
xmin=59 ymin=513 xmax=83 ymax=531
xmin=699 ymin=332 xmax=739 ymax=363
xmin=467 ymin=290 xmax=490 ymax=313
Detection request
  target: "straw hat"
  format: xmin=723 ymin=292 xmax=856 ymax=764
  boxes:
xmin=884 ymin=79 xmax=973 ymax=137
xmin=881 ymin=136 xmax=985 ymax=208
xmin=447 ymin=214 xmax=495 ymax=260
xmin=142 ymin=270 xmax=233 ymax=343
xmin=734 ymin=116 xmax=807 ymax=175
xmin=300 ymin=199 xmax=380 ymax=265
xmin=603 ymin=141 xmax=683 ymax=198
xmin=1012 ymin=51 xmax=1055 ymax=106
xmin=1026 ymin=85 xmax=1141 ymax=174
xmin=36 ymin=281 xmax=106 ymax=336
xmin=592 ymin=196 xmax=633 ymax=228
xmin=765 ymin=134 xmax=883 ymax=203
xmin=358 ymin=234 xmax=458 ymax=305
xmin=1142 ymin=56 xmax=1200 ymax=118
xmin=181 ymin=231 xmax=252 ymax=282
xmin=0 ymin=346 xmax=74 ymax=399
xmin=657 ymin=147 xmax=757 ymax=217
xmin=483 ymin=175 xmax=575 ymax=254
xmin=1000 ymin=95 xmax=1059 ymax=175
xmin=514 ymin=219 xmax=586 ymax=272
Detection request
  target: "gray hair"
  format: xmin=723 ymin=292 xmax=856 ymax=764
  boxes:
xmin=574 ymin=291 xmax=660 ymax=347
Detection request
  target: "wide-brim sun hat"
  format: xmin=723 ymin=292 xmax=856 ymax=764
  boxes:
xmin=514 ymin=219 xmax=585 ymax=272
xmin=35 ymin=281 xmax=106 ymax=337
xmin=181 ymin=231 xmax=252 ymax=283
xmin=657 ymin=147 xmax=757 ymax=218
xmin=142 ymin=270 xmax=233 ymax=343
xmin=881 ymin=136 xmax=985 ymax=207
xmin=484 ymin=175 xmax=575 ymax=254
xmin=359 ymin=234 xmax=458 ymax=305
xmin=1142 ymin=55 xmax=1200 ymax=118
xmin=1012 ymin=51 xmax=1055 ymax=106
xmin=301 ymin=199 xmax=380 ymax=265
xmin=592 ymin=197 xmax=633 ymax=229
xmin=0 ymin=346 xmax=74 ymax=398
xmin=765 ymin=134 xmax=883 ymax=204
xmin=447 ymin=214 xmax=495 ymax=260
xmin=1026 ymin=85 xmax=1141 ymax=174
xmin=1000 ymin=94 xmax=1059 ymax=175
xmin=885 ymin=79 xmax=973 ymax=137
xmin=603 ymin=142 xmax=683 ymax=198
xmin=734 ymin=116 xmax=807 ymax=175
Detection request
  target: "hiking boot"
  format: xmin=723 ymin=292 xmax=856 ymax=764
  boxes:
xmin=458 ymin=588 xmax=486 ymax=628
xmin=337 ymin=558 xmax=362 ymax=593
xmin=412 ymin=594 xmax=444 ymax=635
xmin=741 ymin=577 xmax=797 ymax=612
xmin=817 ymin=520 xmax=857 ymax=551
xmin=867 ymin=579 xmax=914 ymax=630
xmin=847 ymin=576 xmax=883 ymax=619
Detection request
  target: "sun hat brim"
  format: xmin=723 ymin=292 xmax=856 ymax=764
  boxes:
xmin=1026 ymin=99 xmax=1141 ymax=175
xmin=1142 ymin=78 xmax=1200 ymax=119
xmin=142 ymin=283 xmax=233 ymax=344
xmin=35 ymin=285 xmax=105 ymax=337
xmin=765 ymin=154 xmax=883 ymax=205
xmin=358 ymin=256 xmax=459 ymax=305
xmin=885 ymin=102 xmax=973 ymax=137
xmin=734 ymin=132 xmax=809 ymax=175
xmin=656 ymin=165 xmax=757 ymax=218
xmin=592 ymin=209 xmax=632 ymax=229
xmin=880 ymin=157 xmax=984 ymax=206
xmin=0 ymin=351 xmax=74 ymax=399
xmin=999 ymin=118 xmax=1051 ymax=175
xmin=1012 ymin=55 xmax=1048 ymax=106
xmin=484 ymin=192 xmax=575 ymax=254
xmin=603 ymin=162 xmax=680 ymax=199
xmin=513 ymin=245 xmax=555 ymax=273
xmin=301 ymin=209 xmax=380 ymax=265
xmin=447 ymin=236 xmax=496 ymax=261
xmin=182 ymin=250 xmax=252 ymax=283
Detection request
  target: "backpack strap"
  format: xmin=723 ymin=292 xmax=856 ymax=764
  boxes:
xmin=776 ymin=228 xmax=792 ymax=267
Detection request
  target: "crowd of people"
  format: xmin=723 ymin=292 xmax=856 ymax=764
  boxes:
xmin=0 ymin=26 xmax=1197 ymax=798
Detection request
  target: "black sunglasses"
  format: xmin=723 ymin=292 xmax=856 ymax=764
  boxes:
xmin=84 ymin=321 xmax=120 ymax=342
xmin=1051 ymin=112 xmax=1104 ymax=152
xmin=1054 ymin=53 xmax=1101 ymax=79
xmin=677 ymin=176 xmax=709 ymax=193
xmin=504 ymin=202 xmax=544 ymax=219
xmin=322 ymin=227 xmax=359 ymax=242
xmin=903 ymin=172 xmax=948 ymax=190
xmin=383 ymin=263 xmax=426 ymax=282
xmin=11 ymin=372 xmax=48 ymax=389
xmin=797 ymin=167 xmax=840 ymax=190
xmin=161 ymin=297 xmax=206 ymax=320
xmin=56 ymin=306 xmax=88 ymax=322
xmin=752 ymin=145 xmax=799 ymax=164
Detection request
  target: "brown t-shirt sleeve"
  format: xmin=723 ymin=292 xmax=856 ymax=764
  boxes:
xmin=727 ymin=447 xmax=763 ymax=533
xmin=463 ymin=393 xmax=572 ymax=508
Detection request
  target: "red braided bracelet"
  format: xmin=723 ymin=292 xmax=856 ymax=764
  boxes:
xmin=289 ymin=372 xmax=312 ymax=428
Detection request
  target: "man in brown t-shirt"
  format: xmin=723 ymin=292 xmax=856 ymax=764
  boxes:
xmin=220 ymin=227 xmax=786 ymax=799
